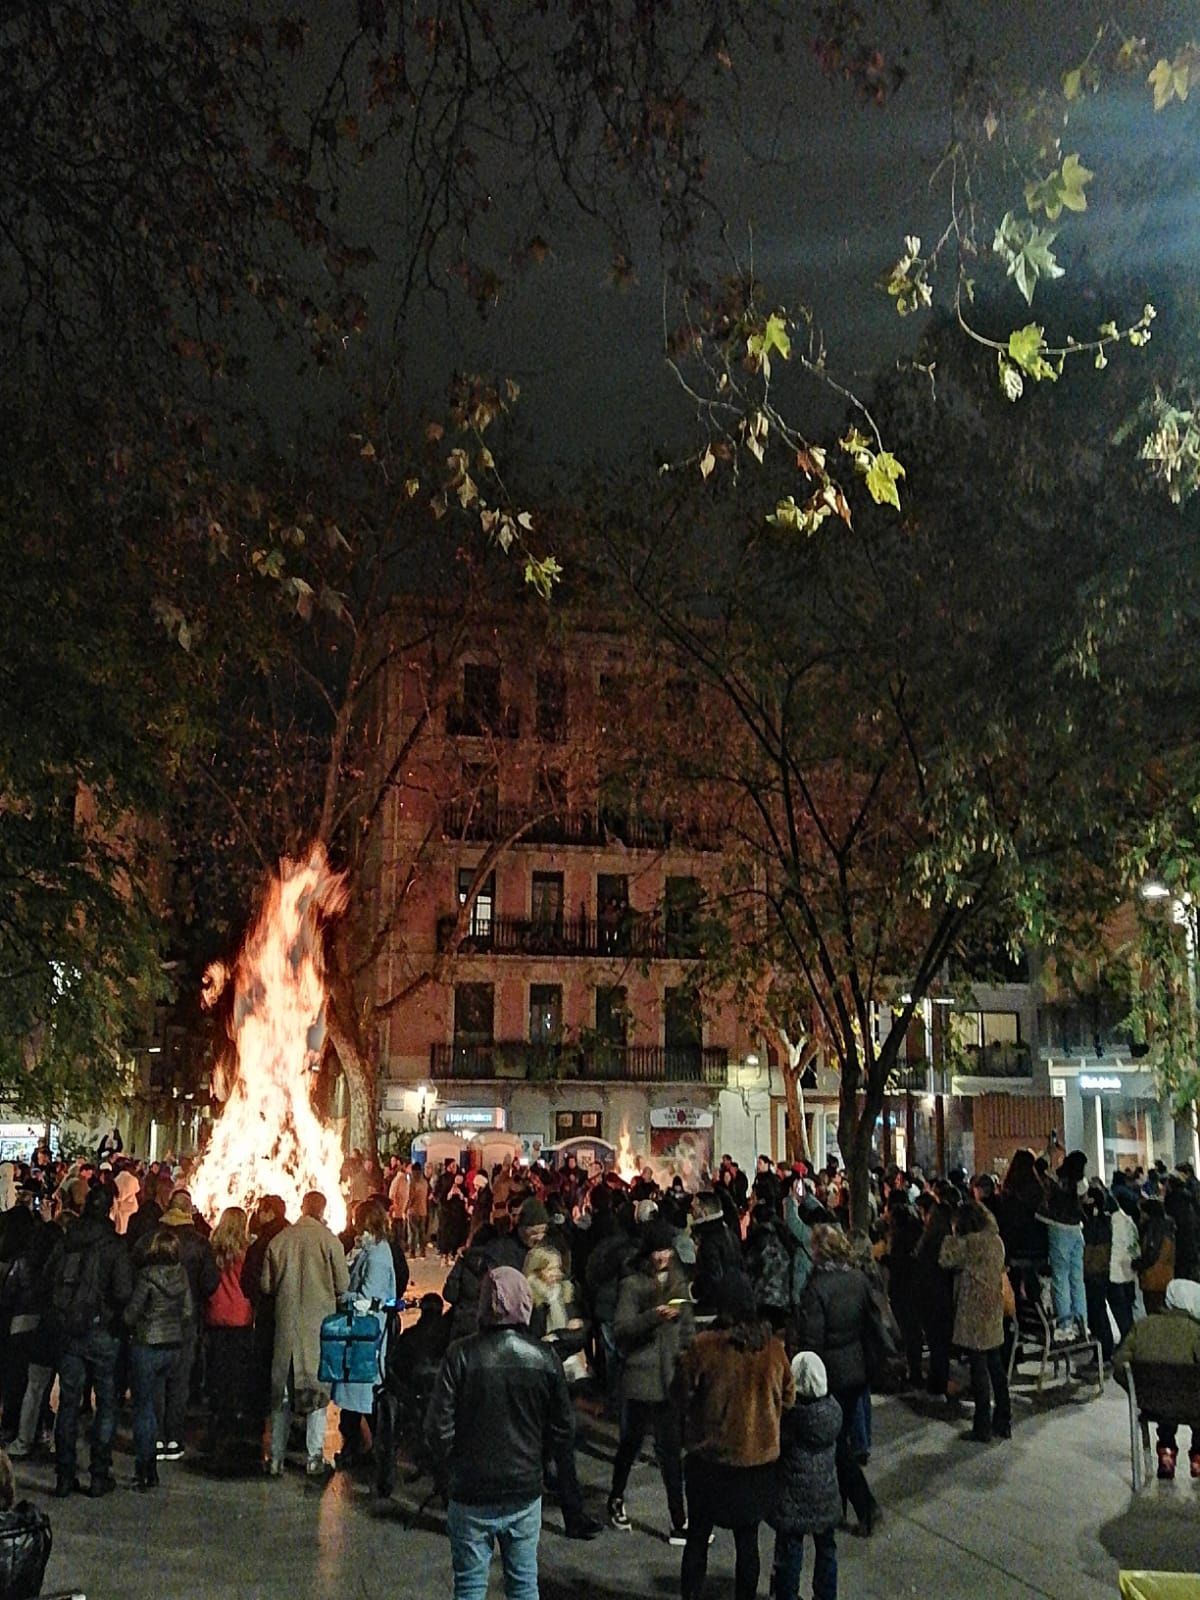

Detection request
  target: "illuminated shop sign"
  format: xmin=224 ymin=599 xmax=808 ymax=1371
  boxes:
xmin=1079 ymin=1075 xmax=1122 ymax=1092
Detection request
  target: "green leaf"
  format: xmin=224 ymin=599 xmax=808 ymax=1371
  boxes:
xmin=1007 ymin=323 xmax=1059 ymax=383
xmin=997 ymin=356 xmax=1024 ymax=402
xmin=523 ymin=554 xmax=562 ymax=599
xmin=1028 ymin=153 xmax=1094 ymax=220
xmin=864 ymin=450 xmax=905 ymax=510
xmin=1062 ymin=67 xmax=1082 ymax=102
xmin=747 ymin=312 xmax=791 ymax=380
xmin=995 ymin=214 xmax=1065 ymax=306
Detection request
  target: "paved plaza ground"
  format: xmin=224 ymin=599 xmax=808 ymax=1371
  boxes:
xmin=25 ymin=1259 xmax=1200 ymax=1600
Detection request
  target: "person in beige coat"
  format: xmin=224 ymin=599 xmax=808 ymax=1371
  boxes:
xmin=262 ymin=1191 xmax=349 ymax=1477
xmin=939 ymin=1202 xmax=1011 ymax=1443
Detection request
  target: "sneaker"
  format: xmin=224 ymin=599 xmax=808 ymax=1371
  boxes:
xmin=1158 ymin=1445 xmax=1178 ymax=1480
xmin=668 ymin=1524 xmax=689 ymax=1547
xmin=306 ymin=1455 xmax=333 ymax=1479
xmin=267 ymin=1460 xmax=284 ymax=1479
xmin=158 ymin=1441 xmax=184 ymax=1462
xmin=608 ymin=1496 xmax=632 ymax=1531
xmin=6 ymin=1439 xmax=30 ymax=1459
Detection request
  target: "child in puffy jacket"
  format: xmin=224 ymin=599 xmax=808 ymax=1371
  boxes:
xmin=770 ymin=1351 xmax=841 ymax=1600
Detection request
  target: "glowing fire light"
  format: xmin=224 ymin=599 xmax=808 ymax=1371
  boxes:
xmin=191 ymin=844 xmax=349 ymax=1233
xmin=616 ymin=1121 xmax=641 ymax=1184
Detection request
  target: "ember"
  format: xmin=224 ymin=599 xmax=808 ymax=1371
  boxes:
xmin=191 ymin=844 xmax=349 ymax=1233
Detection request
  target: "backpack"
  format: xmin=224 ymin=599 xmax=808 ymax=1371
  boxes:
xmin=49 ymin=1244 xmax=103 ymax=1338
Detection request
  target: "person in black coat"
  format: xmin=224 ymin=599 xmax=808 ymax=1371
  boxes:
xmin=911 ymin=1193 xmax=956 ymax=1398
xmin=691 ymin=1192 xmax=743 ymax=1315
xmin=1165 ymin=1176 xmax=1200 ymax=1283
xmin=792 ymin=1225 xmax=880 ymax=1536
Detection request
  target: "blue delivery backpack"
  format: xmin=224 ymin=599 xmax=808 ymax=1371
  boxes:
xmin=318 ymin=1310 xmax=382 ymax=1386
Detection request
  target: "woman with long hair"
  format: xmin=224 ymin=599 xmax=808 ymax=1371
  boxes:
xmin=206 ymin=1205 xmax=254 ymax=1459
xmin=939 ymin=1201 xmax=1011 ymax=1442
xmin=333 ymin=1198 xmax=396 ymax=1470
xmin=677 ymin=1270 xmax=794 ymax=1600
xmin=126 ymin=1228 xmax=192 ymax=1490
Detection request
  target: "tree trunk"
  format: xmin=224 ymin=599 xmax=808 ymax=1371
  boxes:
xmin=325 ymin=965 xmax=379 ymax=1169
xmin=779 ymin=1032 xmax=817 ymax=1165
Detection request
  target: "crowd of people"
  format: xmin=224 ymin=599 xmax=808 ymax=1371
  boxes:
xmin=3 ymin=1133 xmax=1200 ymax=1600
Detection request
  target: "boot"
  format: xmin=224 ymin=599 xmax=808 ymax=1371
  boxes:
xmin=1157 ymin=1444 xmax=1178 ymax=1480
xmin=133 ymin=1460 xmax=159 ymax=1492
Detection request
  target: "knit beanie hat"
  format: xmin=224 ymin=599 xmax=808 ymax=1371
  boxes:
xmin=791 ymin=1350 xmax=828 ymax=1399
xmin=478 ymin=1265 xmax=533 ymax=1328
xmin=640 ymin=1217 xmax=677 ymax=1255
xmin=517 ymin=1197 xmax=550 ymax=1230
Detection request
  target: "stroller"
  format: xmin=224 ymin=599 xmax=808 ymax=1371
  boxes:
xmin=373 ymin=1294 xmax=451 ymax=1500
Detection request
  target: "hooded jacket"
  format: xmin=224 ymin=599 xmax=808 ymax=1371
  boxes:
xmin=125 ymin=1262 xmax=192 ymax=1346
xmin=770 ymin=1394 xmax=843 ymax=1536
xmin=44 ymin=1213 xmax=133 ymax=1343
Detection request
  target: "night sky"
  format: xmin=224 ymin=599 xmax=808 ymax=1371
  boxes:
xmin=285 ymin=0 xmax=1192 ymax=485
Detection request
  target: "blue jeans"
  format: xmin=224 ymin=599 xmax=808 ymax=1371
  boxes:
xmin=1047 ymin=1226 xmax=1087 ymax=1330
xmin=130 ymin=1343 xmax=178 ymax=1467
xmin=774 ymin=1528 xmax=837 ymax=1600
xmin=55 ymin=1327 xmax=119 ymax=1481
xmin=446 ymin=1497 xmax=541 ymax=1600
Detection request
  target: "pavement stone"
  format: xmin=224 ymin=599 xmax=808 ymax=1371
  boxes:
xmin=23 ymin=1315 xmax=1200 ymax=1599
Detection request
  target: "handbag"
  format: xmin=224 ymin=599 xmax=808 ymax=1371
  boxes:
xmin=318 ymin=1310 xmax=382 ymax=1385
xmin=1001 ymin=1267 xmax=1017 ymax=1321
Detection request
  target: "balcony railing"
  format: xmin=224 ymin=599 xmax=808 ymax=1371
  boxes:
xmin=430 ymin=1041 xmax=730 ymax=1086
xmin=886 ymin=1063 xmax=932 ymax=1094
xmin=960 ymin=1043 xmax=1033 ymax=1078
xmin=446 ymin=702 xmax=521 ymax=738
xmin=436 ymin=912 xmax=703 ymax=960
xmin=440 ymin=802 xmax=722 ymax=852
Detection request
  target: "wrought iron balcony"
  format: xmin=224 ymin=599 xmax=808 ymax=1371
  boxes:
xmin=429 ymin=1041 xmax=730 ymax=1086
xmin=440 ymin=802 xmax=722 ymax=852
xmin=436 ymin=912 xmax=703 ymax=960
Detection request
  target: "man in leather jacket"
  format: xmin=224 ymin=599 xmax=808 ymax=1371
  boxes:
xmin=426 ymin=1265 xmax=574 ymax=1600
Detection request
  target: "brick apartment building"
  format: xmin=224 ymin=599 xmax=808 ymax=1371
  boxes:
xmin=365 ymin=604 xmax=787 ymax=1176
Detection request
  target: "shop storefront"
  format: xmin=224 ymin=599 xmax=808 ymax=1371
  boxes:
xmin=1047 ymin=1059 xmax=1200 ymax=1177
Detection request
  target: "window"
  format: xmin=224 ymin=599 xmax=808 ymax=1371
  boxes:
xmin=531 ymin=871 xmax=564 ymax=929
xmin=598 ymin=670 xmax=638 ymax=744
xmin=529 ymin=984 xmax=563 ymax=1044
xmin=595 ymin=985 xmax=628 ymax=1046
xmin=454 ymin=983 xmax=494 ymax=1045
xmin=951 ymin=1010 xmax=1021 ymax=1049
xmin=664 ymin=987 xmax=702 ymax=1051
xmin=556 ymin=1109 xmax=601 ymax=1141
xmin=536 ymin=667 xmax=566 ymax=741
xmin=597 ymin=873 xmax=630 ymax=953
xmin=664 ymin=875 xmax=703 ymax=957
xmin=460 ymin=763 xmax=498 ymax=836
xmin=457 ymin=867 xmax=495 ymax=941
xmin=449 ymin=662 xmax=512 ymax=736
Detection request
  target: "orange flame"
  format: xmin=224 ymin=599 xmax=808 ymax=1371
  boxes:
xmin=616 ymin=1120 xmax=641 ymax=1185
xmin=191 ymin=844 xmax=349 ymax=1233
